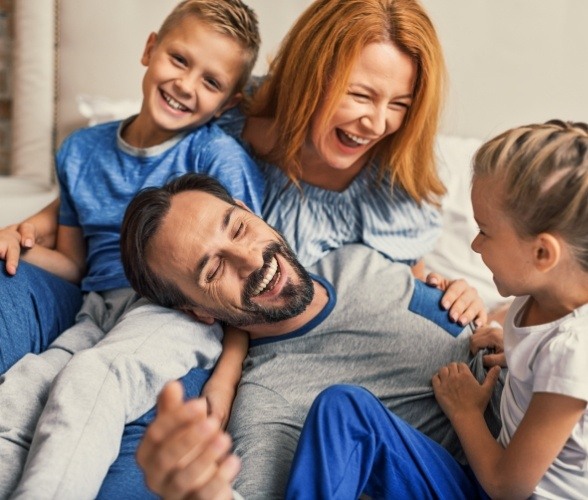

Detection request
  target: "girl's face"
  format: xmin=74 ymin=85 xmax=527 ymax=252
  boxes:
xmin=470 ymin=176 xmax=536 ymax=297
xmin=304 ymin=41 xmax=416 ymax=187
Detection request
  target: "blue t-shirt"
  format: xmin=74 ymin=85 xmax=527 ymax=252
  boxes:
xmin=57 ymin=119 xmax=265 ymax=292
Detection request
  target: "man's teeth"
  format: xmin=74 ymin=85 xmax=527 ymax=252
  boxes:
xmin=163 ymin=92 xmax=188 ymax=111
xmin=343 ymin=131 xmax=370 ymax=145
xmin=253 ymin=256 xmax=279 ymax=296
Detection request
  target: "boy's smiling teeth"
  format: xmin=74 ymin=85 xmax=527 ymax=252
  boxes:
xmin=342 ymin=130 xmax=370 ymax=145
xmin=253 ymin=256 xmax=279 ymax=296
xmin=162 ymin=91 xmax=189 ymax=111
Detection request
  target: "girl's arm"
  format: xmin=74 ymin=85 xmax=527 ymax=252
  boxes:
xmin=21 ymin=224 xmax=86 ymax=284
xmin=433 ymin=363 xmax=586 ymax=499
xmin=200 ymin=325 xmax=249 ymax=429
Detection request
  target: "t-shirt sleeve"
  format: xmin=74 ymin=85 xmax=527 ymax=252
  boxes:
xmin=200 ymin=133 xmax=265 ymax=216
xmin=533 ymin=318 xmax=588 ymax=402
xmin=55 ymin=134 xmax=81 ymax=228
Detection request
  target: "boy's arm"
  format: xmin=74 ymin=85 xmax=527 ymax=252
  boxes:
xmin=433 ymin=363 xmax=586 ymax=499
xmin=200 ymin=326 xmax=249 ymax=429
xmin=21 ymin=224 xmax=86 ymax=284
xmin=0 ymin=198 xmax=60 ymax=275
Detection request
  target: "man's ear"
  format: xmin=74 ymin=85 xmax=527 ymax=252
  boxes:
xmin=533 ymin=233 xmax=561 ymax=273
xmin=215 ymin=92 xmax=243 ymax=118
xmin=180 ymin=307 xmax=216 ymax=325
xmin=141 ymin=32 xmax=158 ymax=67
xmin=234 ymin=198 xmax=253 ymax=213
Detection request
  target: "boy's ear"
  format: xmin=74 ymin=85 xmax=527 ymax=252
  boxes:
xmin=141 ymin=32 xmax=158 ymax=67
xmin=215 ymin=92 xmax=243 ymax=118
xmin=533 ymin=233 xmax=561 ymax=273
xmin=180 ymin=307 xmax=216 ymax=325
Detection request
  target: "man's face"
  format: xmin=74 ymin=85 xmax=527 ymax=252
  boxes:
xmin=147 ymin=191 xmax=314 ymax=326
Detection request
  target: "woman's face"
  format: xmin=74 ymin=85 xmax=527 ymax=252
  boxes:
xmin=306 ymin=41 xmax=416 ymax=177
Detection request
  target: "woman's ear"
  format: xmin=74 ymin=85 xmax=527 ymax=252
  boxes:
xmin=533 ymin=233 xmax=561 ymax=273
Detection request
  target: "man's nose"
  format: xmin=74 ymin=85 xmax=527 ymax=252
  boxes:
xmin=228 ymin=241 xmax=265 ymax=279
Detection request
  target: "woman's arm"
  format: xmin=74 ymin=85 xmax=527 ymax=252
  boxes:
xmin=200 ymin=326 xmax=249 ymax=429
xmin=433 ymin=363 xmax=586 ymax=499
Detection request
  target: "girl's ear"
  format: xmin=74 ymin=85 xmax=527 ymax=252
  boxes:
xmin=533 ymin=233 xmax=561 ymax=273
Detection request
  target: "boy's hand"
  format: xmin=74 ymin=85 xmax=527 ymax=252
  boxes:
xmin=425 ymin=273 xmax=488 ymax=327
xmin=137 ymin=381 xmax=240 ymax=499
xmin=0 ymin=225 xmax=33 ymax=274
xmin=470 ymin=322 xmax=506 ymax=368
xmin=201 ymin=380 xmax=236 ymax=430
xmin=432 ymin=362 xmax=501 ymax=421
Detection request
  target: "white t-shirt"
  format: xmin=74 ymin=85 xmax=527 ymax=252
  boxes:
xmin=499 ymin=296 xmax=588 ymax=499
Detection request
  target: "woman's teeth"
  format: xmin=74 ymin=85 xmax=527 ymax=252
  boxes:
xmin=343 ymin=131 xmax=370 ymax=145
xmin=253 ymin=256 xmax=279 ymax=296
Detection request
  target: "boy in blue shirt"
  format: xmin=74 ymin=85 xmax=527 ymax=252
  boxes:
xmin=0 ymin=1 xmax=263 ymax=498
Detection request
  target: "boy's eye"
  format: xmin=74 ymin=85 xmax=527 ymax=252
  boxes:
xmin=171 ymin=54 xmax=187 ymax=66
xmin=204 ymin=77 xmax=221 ymax=91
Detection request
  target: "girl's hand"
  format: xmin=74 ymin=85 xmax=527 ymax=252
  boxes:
xmin=470 ymin=322 xmax=506 ymax=367
xmin=432 ymin=362 xmax=501 ymax=421
xmin=426 ymin=273 xmax=488 ymax=327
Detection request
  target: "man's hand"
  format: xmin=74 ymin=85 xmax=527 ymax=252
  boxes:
xmin=470 ymin=322 xmax=506 ymax=367
xmin=136 ymin=381 xmax=241 ymax=500
xmin=425 ymin=273 xmax=488 ymax=327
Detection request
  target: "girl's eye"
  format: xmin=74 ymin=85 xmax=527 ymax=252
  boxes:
xmin=349 ymin=92 xmax=369 ymax=101
xmin=389 ymin=101 xmax=410 ymax=110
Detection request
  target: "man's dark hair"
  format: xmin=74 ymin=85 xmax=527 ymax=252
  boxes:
xmin=120 ymin=173 xmax=237 ymax=308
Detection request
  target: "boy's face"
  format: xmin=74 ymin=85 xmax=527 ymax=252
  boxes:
xmin=138 ymin=15 xmax=245 ymax=143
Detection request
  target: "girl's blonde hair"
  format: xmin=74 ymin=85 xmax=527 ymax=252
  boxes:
xmin=473 ymin=120 xmax=588 ymax=270
xmin=248 ymin=0 xmax=446 ymax=203
xmin=157 ymin=0 xmax=260 ymax=92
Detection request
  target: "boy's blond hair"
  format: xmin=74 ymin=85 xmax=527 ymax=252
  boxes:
xmin=158 ymin=0 xmax=260 ymax=92
xmin=473 ymin=120 xmax=588 ymax=270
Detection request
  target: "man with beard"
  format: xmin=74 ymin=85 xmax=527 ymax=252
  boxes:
xmin=120 ymin=173 xmax=503 ymax=499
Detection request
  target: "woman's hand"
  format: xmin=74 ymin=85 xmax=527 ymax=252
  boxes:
xmin=425 ymin=273 xmax=488 ymax=327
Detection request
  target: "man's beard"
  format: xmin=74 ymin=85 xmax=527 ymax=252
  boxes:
xmin=212 ymin=239 xmax=314 ymax=327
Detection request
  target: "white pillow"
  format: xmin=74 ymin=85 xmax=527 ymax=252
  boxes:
xmin=425 ymin=135 xmax=508 ymax=311
xmin=77 ymin=94 xmax=141 ymax=126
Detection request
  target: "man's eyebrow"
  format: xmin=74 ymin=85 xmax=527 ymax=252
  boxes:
xmin=193 ymin=205 xmax=237 ymax=284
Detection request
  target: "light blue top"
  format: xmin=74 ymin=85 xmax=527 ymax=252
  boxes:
xmin=216 ymin=106 xmax=442 ymax=268
xmin=57 ymin=119 xmax=265 ymax=292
